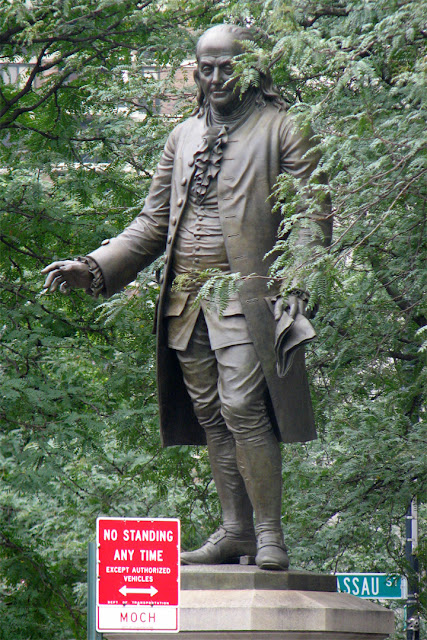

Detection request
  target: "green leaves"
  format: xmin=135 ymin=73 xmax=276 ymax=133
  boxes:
xmin=0 ymin=1 xmax=425 ymax=638
xmin=0 ymin=2 xmax=213 ymax=638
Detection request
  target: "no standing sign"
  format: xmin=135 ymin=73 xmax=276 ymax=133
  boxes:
xmin=96 ymin=517 xmax=180 ymax=633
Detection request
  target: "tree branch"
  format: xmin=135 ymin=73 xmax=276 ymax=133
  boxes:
xmin=300 ymin=7 xmax=349 ymax=28
xmin=0 ymin=532 xmax=84 ymax=630
xmin=370 ymin=255 xmax=426 ymax=328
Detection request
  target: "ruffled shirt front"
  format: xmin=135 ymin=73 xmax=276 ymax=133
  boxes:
xmin=166 ymin=95 xmax=259 ymax=351
xmin=171 ymin=92 xmax=259 ymax=285
xmin=190 ymin=125 xmax=228 ymax=204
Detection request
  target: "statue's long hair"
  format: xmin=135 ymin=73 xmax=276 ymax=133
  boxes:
xmin=193 ymin=24 xmax=288 ymax=117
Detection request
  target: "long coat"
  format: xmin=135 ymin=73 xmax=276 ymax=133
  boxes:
xmin=89 ymin=102 xmax=332 ymax=447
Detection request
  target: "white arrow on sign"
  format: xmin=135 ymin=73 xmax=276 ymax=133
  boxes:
xmin=119 ymin=585 xmax=158 ymax=597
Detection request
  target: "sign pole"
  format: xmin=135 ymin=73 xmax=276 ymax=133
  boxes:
xmin=405 ymin=498 xmax=419 ymax=640
xmin=88 ymin=542 xmax=103 ymax=640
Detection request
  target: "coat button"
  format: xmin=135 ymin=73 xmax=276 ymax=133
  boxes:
xmin=177 ymin=198 xmax=183 ymax=206
xmin=164 ymin=256 xmax=168 ymax=265
xmin=188 ymin=159 xmax=194 ymax=167
xmin=181 ymin=177 xmax=187 ymax=186
xmin=159 ymin=274 xmax=164 ymax=284
xmin=101 ymin=238 xmax=110 ymax=245
xmin=167 ymin=235 xmax=172 ymax=244
xmin=171 ymin=217 xmax=177 ymax=225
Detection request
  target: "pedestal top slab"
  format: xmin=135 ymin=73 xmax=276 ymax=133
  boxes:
xmin=181 ymin=565 xmax=337 ymax=592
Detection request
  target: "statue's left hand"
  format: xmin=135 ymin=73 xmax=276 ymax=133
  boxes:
xmin=274 ymin=294 xmax=309 ymax=321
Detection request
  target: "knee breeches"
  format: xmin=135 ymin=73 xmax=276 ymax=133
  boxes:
xmin=175 ymin=313 xmax=273 ymax=442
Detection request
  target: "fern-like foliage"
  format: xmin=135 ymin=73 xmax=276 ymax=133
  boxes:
xmin=0 ymin=1 xmax=425 ymax=638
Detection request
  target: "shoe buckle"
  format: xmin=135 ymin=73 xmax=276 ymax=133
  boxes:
xmin=257 ymin=531 xmax=285 ymax=550
xmin=209 ymin=527 xmax=227 ymax=544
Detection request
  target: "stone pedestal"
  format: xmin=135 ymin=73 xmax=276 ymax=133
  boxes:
xmin=103 ymin=565 xmax=395 ymax=640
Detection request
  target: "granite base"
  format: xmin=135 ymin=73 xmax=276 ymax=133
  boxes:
xmin=103 ymin=566 xmax=395 ymax=640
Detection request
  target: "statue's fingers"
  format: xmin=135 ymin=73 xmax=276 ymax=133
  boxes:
xmin=41 ymin=261 xmax=66 ymax=274
xmin=43 ymin=269 xmax=62 ymax=290
xmin=297 ymin=298 xmax=307 ymax=317
xmin=49 ymin=274 xmax=65 ymax=292
xmin=287 ymin=296 xmax=298 ymax=319
xmin=274 ymin=297 xmax=283 ymax=321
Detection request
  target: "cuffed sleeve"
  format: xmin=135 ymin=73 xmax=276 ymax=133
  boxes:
xmin=75 ymin=256 xmax=105 ymax=297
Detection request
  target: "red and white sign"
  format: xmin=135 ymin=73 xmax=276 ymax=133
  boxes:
xmin=96 ymin=517 xmax=180 ymax=633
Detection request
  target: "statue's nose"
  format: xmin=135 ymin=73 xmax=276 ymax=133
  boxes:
xmin=212 ymin=66 xmax=221 ymax=84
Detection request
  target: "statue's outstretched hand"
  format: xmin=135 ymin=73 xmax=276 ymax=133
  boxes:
xmin=42 ymin=260 xmax=93 ymax=294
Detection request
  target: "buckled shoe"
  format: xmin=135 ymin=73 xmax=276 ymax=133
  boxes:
xmin=181 ymin=526 xmax=257 ymax=565
xmin=255 ymin=531 xmax=289 ymax=571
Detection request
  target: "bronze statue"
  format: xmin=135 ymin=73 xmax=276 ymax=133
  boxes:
xmin=43 ymin=25 xmax=332 ymax=571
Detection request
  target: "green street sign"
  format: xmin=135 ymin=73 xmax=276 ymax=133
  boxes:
xmin=336 ymin=573 xmax=407 ymax=600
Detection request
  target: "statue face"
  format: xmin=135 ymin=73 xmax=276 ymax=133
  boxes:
xmin=196 ymin=30 xmax=245 ymax=115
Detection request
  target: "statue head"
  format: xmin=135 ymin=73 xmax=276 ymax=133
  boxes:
xmin=194 ymin=24 xmax=287 ymax=116
xmin=195 ymin=25 xmax=253 ymax=115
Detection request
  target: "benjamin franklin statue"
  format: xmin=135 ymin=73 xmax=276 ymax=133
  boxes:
xmin=43 ymin=24 xmax=332 ymax=571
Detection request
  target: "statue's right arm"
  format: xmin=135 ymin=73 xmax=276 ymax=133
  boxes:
xmin=42 ymin=127 xmax=178 ymax=297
